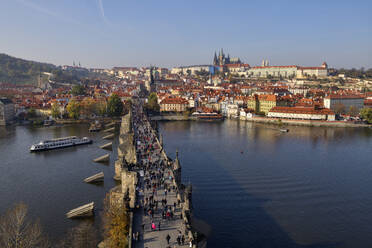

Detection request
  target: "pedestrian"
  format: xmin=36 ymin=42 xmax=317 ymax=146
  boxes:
xmin=142 ymin=223 xmax=145 ymax=232
xmin=158 ymin=221 xmax=161 ymax=231
xmin=177 ymin=236 xmax=181 ymax=245
xmin=181 ymin=235 xmax=185 ymax=245
xmin=166 ymin=234 xmax=171 ymax=244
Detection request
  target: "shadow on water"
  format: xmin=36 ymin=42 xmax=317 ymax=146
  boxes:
xmin=157 ymin=120 xmax=355 ymax=248
xmin=195 ymin=153 xmax=337 ymax=248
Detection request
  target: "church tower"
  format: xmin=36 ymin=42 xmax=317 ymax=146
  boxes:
xmin=213 ymin=52 xmax=218 ymax=65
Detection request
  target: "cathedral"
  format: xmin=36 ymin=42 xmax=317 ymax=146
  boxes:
xmin=213 ymin=48 xmax=241 ymax=66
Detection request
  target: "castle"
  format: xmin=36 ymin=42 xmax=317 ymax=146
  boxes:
xmin=213 ymin=48 xmax=241 ymax=66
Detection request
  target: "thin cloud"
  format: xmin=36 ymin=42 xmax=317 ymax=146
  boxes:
xmin=15 ymin=0 xmax=81 ymax=25
xmin=97 ymin=0 xmax=111 ymax=26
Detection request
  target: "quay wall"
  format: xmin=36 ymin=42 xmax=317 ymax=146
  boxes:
xmin=150 ymin=115 xmax=197 ymax=121
xmin=240 ymin=116 xmax=370 ymax=128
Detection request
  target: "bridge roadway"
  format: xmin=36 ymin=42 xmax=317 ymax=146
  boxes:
xmin=132 ymin=105 xmax=190 ymax=248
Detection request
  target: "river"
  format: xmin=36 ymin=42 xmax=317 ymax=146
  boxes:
xmin=158 ymin=120 xmax=372 ymax=248
xmin=1 ymin=121 xmax=372 ymax=247
xmin=0 ymin=124 xmax=118 ymax=243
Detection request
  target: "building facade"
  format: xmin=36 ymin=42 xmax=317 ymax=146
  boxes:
xmin=268 ymin=106 xmax=335 ymax=121
xmin=323 ymin=94 xmax=365 ymax=112
xmin=0 ymin=98 xmax=15 ymax=125
xmin=160 ymin=97 xmax=188 ymax=112
xmin=248 ymin=62 xmax=328 ymax=78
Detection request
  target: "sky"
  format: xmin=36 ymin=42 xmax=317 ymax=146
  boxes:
xmin=0 ymin=0 xmax=371 ymax=69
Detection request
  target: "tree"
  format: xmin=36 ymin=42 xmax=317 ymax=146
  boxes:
xmin=80 ymin=98 xmax=96 ymax=118
xmin=0 ymin=202 xmax=50 ymax=248
xmin=102 ymin=194 xmax=129 ymax=248
xmin=146 ymin=92 xmax=160 ymax=112
xmin=27 ymin=108 xmax=37 ymax=118
xmin=348 ymin=105 xmax=359 ymax=116
xmin=107 ymin=94 xmax=123 ymax=117
xmin=51 ymin=103 xmax=60 ymax=119
xmin=96 ymin=100 xmax=107 ymax=116
xmin=334 ymin=103 xmax=346 ymax=115
xmin=57 ymin=221 xmax=98 ymax=248
xmin=360 ymin=108 xmax=372 ymax=124
xmin=66 ymin=100 xmax=81 ymax=119
xmin=71 ymin=85 xmax=86 ymax=96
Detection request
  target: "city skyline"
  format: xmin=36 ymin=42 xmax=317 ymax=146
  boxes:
xmin=1 ymin=0 xmax=371 ymax=69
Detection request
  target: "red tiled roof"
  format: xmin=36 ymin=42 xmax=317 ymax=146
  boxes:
xmin=325 ymin=94 xmax=364 ymax=99
xmin=160 ymin=97 xmax=188 ymax=105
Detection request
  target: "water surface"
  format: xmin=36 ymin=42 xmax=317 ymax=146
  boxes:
xmin=0 ymin=124 xmax=117 ymax=242
xmin=159 ymin=120 xmax=372 ymax=248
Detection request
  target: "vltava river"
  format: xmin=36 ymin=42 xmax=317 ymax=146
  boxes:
xmin=159 ymin=120 xmax=372 ymax=248
xmin=0 ymin=124 xmax=118 ymax=242
xmin=1 ymin=121 xmax=372 ymax=247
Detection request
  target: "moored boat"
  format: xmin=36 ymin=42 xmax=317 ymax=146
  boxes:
xmin=195 ymin=112 xmax=224 ymax=121
xmin=89 ymin=122 xmax=102 ymax=132
xmin=30 ymin=136 xmax=92 ymax=152
xmin=279 ymin=128 xmax=289 ymax=133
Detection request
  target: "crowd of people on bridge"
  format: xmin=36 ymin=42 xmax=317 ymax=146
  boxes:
xmin=131 ymin=101 xmax=192 ymax=247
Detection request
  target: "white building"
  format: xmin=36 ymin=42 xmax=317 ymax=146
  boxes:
xmin=226 ymin=104 xmax=239 ymax=118
xmin=248 ymin=62 xmax=328 ymax=78
xmin=268 ymin=106 xmax=335 ymax=121
xmin=323 ymin=95 xmax=364 ymax=112
xmin=171 ymin=65 xmax=213 ymax=75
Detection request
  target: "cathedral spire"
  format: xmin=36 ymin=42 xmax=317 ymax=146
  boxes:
xmin=213 ymin=52 xmax=218 ymax=65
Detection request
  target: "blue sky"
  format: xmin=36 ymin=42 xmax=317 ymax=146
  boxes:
xmin=0 ymin=0 xmax=371 ymax=69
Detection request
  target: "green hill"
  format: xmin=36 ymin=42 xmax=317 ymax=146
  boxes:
xmin=0 ymin=53 xmax=56 ymax=85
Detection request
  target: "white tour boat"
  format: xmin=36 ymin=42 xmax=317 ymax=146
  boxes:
xmin=30 ymin=136 xmax=92 ymax=152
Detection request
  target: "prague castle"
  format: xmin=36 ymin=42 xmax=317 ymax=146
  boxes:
xmin=171 ymin=49 xmax=328 ymax=79
xmin=213 ymin=48 xmax=241 ymax=66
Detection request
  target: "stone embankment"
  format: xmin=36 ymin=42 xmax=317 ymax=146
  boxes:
xmin=239 ymin=116 xmax=370 ymax=128
xmin=106 ymin=101 xmax=205 ymax=248
xmin=150 ymin=115 xmax=197 ymax=121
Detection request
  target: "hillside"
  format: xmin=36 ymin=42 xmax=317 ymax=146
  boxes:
xmin=0 ymin=53 xmax=56 ymax=85
xmin=0 ymin=53 xmax=98 ymax=85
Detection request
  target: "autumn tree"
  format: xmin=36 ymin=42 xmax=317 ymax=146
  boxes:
xmin=106 ymin=94 xmax=123 ymax=117
xmin=80 ymin=98 xmax=96 ymax=118
xmin=51 ymin=103 xmax=60 ymax=119
xmin=0 ymin=202 xmax=50 ymax=248
xmin=66 ymin=100 xmax=81 ymax=119
xmin=102 ymin=194 xmax=129 ymax=248
xmin=348 ymin=105 xmax=359 ymax=116
xmin=333 ymin=103 xmax=346 ymax=115
xmin=360 ymin=108 xmax=372 ymax=123
xmin=57 ymin=221 xmax=98 ymax=248
xmin=146 ymin=92 xmax=160 ymax=112
xmin=96 ymin=100 xmax=107 ymax=116
xmin=71 ymin=85 xmax=86 ymax=96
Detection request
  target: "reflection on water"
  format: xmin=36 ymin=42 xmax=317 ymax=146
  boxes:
xmin=159 ymin=120 xmax=372 ymax=248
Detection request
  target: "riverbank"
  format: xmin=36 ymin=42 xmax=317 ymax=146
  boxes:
xmin=239 ymin=116 xmax=370 ymax=128
xmin=150 ymin=114 xmax=370 ymax=128
xmin=150 ymin=115 xmax=197 ymax=121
